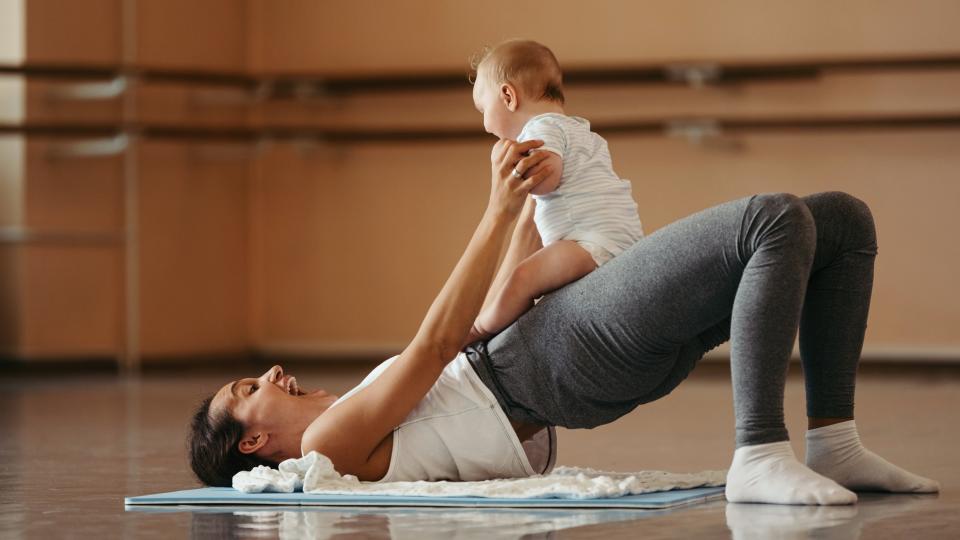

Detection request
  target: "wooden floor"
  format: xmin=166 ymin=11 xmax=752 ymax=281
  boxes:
xmin=0 ymin=361 xmax=957 ymax=538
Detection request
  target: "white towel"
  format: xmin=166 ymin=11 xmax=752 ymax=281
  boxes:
xmin=233 ymin=451 xmax=726 ymax=500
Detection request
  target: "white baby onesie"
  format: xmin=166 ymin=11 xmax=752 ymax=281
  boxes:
xmin=517 ymin=112 xmax=644 ymax=266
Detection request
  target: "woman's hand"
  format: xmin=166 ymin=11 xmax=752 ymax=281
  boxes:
xmin=487 ymin=139 xmax=553 ymax=219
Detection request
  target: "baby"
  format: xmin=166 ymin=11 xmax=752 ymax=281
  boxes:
xmin=465 ymin=39 xmax=645 ymax=343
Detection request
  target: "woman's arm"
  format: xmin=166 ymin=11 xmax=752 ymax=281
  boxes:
xmin=301 ymin=139 xmax=553 ymax=476
xmin=409 ymin=139 xmax=551 ymax=359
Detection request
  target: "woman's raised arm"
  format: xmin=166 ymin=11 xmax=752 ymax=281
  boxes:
xmin=300 ymin=138 xmax=553 ymax=476
xmin=408 ymin=140 xmax=550 ymax=359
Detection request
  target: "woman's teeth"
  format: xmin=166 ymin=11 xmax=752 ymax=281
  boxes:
xmin=281 ymin=376 xmax=311 ymax=396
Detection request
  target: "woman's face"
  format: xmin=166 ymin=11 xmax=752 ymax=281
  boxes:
xmin=210 ymin=365 xmax=339 ymax=456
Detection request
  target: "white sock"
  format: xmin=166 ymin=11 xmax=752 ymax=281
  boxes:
xmin=725 ymin=440 xmax=858 ymax=505
xmin=805 ymin=420 xmax=940 ymax=493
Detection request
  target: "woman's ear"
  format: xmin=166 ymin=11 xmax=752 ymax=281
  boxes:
xmin=500 ymin=83 xmax=519 ymax=112
xmin=238 ymin=432 xmax=269 ymax=455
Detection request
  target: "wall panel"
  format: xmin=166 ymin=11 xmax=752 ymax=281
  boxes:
xmin=252 ymin=129 xmax=960 ymax=357
xmin=249 ymin=0 xmax=960 ymax=74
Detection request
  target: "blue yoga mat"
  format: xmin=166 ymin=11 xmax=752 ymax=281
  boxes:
xmin=125 ymin=486 xmax=726 ymax=509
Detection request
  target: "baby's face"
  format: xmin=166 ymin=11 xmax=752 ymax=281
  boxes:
xmin=472 ymin=68 xmax=523 ymax=140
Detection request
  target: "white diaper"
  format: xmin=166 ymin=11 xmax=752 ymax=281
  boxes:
xmin=576 ymin=239 xmax=616 ymax=267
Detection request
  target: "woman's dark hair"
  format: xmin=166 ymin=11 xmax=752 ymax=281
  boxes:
xmin=188 ymin=395 xmax=276 ymax=487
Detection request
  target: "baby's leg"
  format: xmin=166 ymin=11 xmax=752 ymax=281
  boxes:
xmin=474 ymin=240 xmax=597 ymax=340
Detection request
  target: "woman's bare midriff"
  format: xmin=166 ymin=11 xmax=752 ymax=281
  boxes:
xmin=364 ymin=418 xmax=546 ymax=481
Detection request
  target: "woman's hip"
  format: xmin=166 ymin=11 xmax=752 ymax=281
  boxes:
xmin=476 ymin=191 xmax=839 ymax=428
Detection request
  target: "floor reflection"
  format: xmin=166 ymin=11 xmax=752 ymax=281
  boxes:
xmin=125 ymin=493 xmax=944 ymax=540
xmin=725 ymin=493 xmax=941 ymax=540
xmin=131 ymin=504 xmax=691 ymax=539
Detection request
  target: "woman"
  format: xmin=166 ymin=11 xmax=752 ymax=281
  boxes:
xmin=189 ymin=138 xmax=939 ymax=505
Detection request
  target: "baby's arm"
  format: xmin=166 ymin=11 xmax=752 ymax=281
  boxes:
xmin=517 ymin=116 xmax=566 ymax=196
xmin=528 ymin=150 xmax=564 ymax=196
xmin=471 ymin=239 xmax=597 ymax=342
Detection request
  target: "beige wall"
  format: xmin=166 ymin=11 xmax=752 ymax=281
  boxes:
xmin=0 ymin=137 xmax=251 ymax=359
xmin=248 ymin=0 xmax=960 ymax=74
xmin=17 ymin=0 xmax=244 ymax=70
xmin=246 ymin=0 xmax=960 ymax=360
xmin=137 ymin=140 xmax=251 ymax=357
xmin=0 ymin=0 xmax=253 ymax=360
xmin=250 ymin=131 xmax=960 ymax=359
xmin=1 ymin=1 xmax=958 ymax=362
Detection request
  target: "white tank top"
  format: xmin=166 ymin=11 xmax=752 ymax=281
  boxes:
xmin=325 ymin=351 xmax=557 ymax=482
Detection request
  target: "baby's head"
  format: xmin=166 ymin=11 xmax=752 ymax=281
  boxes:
xmin=469 ymin=39 xmax=565 ymax=140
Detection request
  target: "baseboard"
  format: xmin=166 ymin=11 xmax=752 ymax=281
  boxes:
xmin=700 ymin=343 xmax=960 ymax=364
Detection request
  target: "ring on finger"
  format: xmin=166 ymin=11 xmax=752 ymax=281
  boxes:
xmin=512 ymin=167 xmax=523 ymax=179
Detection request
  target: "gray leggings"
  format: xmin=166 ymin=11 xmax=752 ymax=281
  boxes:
xmin=466 ymin=191 xmax=878 ymax=447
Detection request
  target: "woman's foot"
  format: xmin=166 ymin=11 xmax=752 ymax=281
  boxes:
xmin=805 ymin=420 xmax=940 ymax=493
xmin=725 ymin=440 xmax=858 ymax=505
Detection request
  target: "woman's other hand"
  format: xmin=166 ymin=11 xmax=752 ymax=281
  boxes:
xmin=488 ymin=139 xmax=552 ymax=218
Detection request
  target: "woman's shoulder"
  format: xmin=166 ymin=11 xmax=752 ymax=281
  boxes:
xmin=299 ymin=349 xmax=451 ymax=480
xmin=301 ymin=354 xmax=401 ymax=449
xmin=302 ymin=424 xmax=394 ymax=482
xmin=326 ymin=354 xmax=401 ymax=411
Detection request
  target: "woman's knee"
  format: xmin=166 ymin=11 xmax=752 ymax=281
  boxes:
xmin=805 ymin=191 xmax=878 ymax=248
xmin=753 ymin=192 xmax=817 ymax=253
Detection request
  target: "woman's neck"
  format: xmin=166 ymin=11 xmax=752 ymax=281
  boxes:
xmin=266 ymin=430 xmax=307 ymax=463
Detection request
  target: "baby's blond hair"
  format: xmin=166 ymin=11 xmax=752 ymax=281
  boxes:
xmin=469 ymin=39 xmax=565 ymax=105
